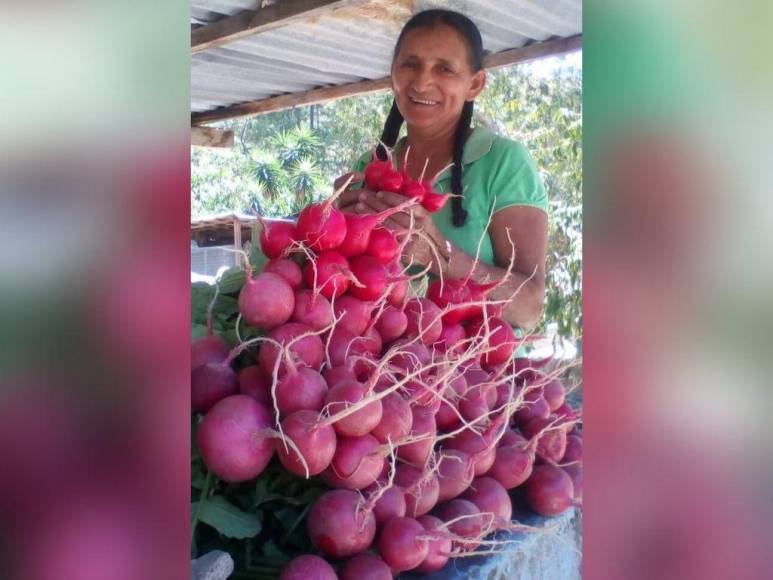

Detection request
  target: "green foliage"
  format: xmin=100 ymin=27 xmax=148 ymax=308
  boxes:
xmin=193 ymin=495 xmax=263 ymax=539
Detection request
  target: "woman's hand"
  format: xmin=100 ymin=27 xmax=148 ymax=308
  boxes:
xmin=358 ymin=190 xmax=450 ymax=268
xmin=332 ymin=172 xmax=371 ymax=214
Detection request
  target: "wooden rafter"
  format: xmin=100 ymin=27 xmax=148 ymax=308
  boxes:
xmin=191 ymin=34 xmax=582 ymax=125
xmin=192 ymin=0 xmax=368 ymax=54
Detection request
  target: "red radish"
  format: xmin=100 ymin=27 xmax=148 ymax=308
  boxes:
xmin=196 ymin=395 xmax=274 ymax=482
xmin=434 ymin=322 xmax=466 ymax=353
xmin=191 ymin=334 xmax=229 ymax=371
xmin=464 ymin=280 xmax=499 ymax=320
xmin=259 ymin=220 xmax=296 ymax=259
xmin=436 ymin=449 xmax=475 ymax=502
xmin=397 ymin=407 xmax=436 ymax=467
xmin=332 ymin=296 xmax=375 ymax=335
xmin=366 ymin=483 xmax=406 ymax=524
xmin=396 ymin=464 xmax=440 ymax=517
xmin=337 ymin=198 xmax=417 ymax=257
xmin=307 ymin=489 xmax=376 ymax=558
xmin=543 ymin=378 xmax=567 ymax=411
xmin=371 ymin=392 xmax=413 ymax=444
xmin=554 ymin=401 xmax=579 ymax=421
xmin=280 ymin=555 xmax=336 ymax=580
xmin=447 ymin=423 xmax=499 ymax=476
xmin=296 ymin=196 xmax=347 ymax=252
xmin=264 ymin=258 xmax=302 ymax=289
xmin=258 ymin=323 xmax=324 ymax=377
xmin=323 ymin=365 xmax=358 ymax=389
xmin=399 ymin=155 xmax=429 ymax=201
xmin=388 ymin=339 xmax=432 ymax=375
xmin=378 ymin=517 xmax=429 ymax=572
xmin=386 ymin=262 xmax=408 ymax=306
xmin=237 ymin=365 xmax=272 ymax=407
xmin=375 ymin=305 xmax=408 ymax=343
xmin=275 ymin=367 xmax=328 ymax=416
xmin=467 ymin=317 xmax=519 ymax=368
xmin=404 ymin=299 xmax=443 ymax=345
xmin=291 ymin=290 xmax=333 ymax=331
xmin=275 ymin=410 xmax=336 ymax=477
xmin=562 ymin=434 xmax=583 ymax=463
xmin=325 ymin=381 xmax=383 ymax=437
xmin=461 ymin=476 xmax=512 ymax=530
xmin=525 ymin=464 xmax=574 ymax=516
xmin=340 ymin=553 xmax=392 ymax=580
xmin=523 ymin=416 xmax=567 ymax=464
xmin=327 ymin=326 xmax=381 ymax=374
xmin=514 ymin=387 xmax=551 ymax=424
xmin=238 ymin=272 xmax=295 ymax=330
xmin=421 ymin=191 xmax=450 ymax=212
xmin=433 ymin=498 xmax=487 ymax=552
xmin=303 ymin=251 xmax=352 ymax=300
xmin=367 ymin=227 xmax=400 ymax=263
xmin=426 ymin=279 xmax=473 ymax=324
xmin=322 ymin=434 xmax=384 ymax=490
xmin=191 ymin=361 xmax=238 ymax=414
xmin=416 ymin=515 xmax=452 ymax=573
xmin=562 ymin=463 xmax=582 ymax=503
xmin=379 ymin=166 xmax=404 ymax=193
xmin=348 ymin=255 xmax=390 ymax=301
xmin=488 ymin=430 xmax=535 ymax=489
xmin=435 ymin=374 xmax=467 ymax=431
xmin=364 ymin=153 xmax=392 ymax=191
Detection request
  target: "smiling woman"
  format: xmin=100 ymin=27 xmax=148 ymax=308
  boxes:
xmin=336 ymin=9 xmax=549 ymax=331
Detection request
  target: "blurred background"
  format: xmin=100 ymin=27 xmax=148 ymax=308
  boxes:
xmin=0 ymin=0 xmax=771 ymax=579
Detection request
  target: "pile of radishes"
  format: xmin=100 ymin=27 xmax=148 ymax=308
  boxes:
xmin=191 ymin=181 xmax=582 ymax=578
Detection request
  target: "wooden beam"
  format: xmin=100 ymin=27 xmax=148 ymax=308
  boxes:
xmin=233 ymin=219 xmax=242 ymax=265
xmin=191 ymin=126 xmax=234 ymax=148
xmin=191 ymin=34 xmax=582 ymax=125
xmin=192 ymin=0 xmax=367 ymax=54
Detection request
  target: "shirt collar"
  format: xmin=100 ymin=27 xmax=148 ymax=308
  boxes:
xmin=435 ymin=125 xmax=495 ymax=182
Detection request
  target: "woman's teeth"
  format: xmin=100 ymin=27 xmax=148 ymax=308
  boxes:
xmin=410 ymin=96 xmax=438 ymax=105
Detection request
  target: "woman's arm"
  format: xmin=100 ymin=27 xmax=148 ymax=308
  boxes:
xmin=358 ymin=191 xmax=548 ymax=330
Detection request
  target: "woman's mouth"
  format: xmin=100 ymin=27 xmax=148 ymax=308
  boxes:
xmin=409 ymin=95 xmax=439 ymax=106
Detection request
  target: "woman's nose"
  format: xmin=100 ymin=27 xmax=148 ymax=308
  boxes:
xmin=410 ymin=67 xmax=433 ymax=92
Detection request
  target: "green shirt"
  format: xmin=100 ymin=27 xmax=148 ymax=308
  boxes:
xmin=354 ymin=126 xmax=548 ymax=266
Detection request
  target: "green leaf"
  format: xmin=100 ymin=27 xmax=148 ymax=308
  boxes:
xmin=218 ymin=267 xmax=247 ymax=294
xmin=193 ymin=495 xmax=263 ymax=539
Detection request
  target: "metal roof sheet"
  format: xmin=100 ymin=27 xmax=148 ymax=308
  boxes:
xmin=191 ymin=0 xmax=582 ymax=119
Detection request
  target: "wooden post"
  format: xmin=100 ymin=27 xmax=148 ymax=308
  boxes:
xmin=233 ymin=219 xmax=242 ymax=266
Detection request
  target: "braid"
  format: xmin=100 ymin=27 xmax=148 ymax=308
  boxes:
xmin=451 ymin=100 xmax=474 ymax=227
xmin=377 ymin=100 xmax=404 ymax=161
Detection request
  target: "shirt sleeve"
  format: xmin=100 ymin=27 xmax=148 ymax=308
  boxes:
xmin=351 ymin=150 xmax=371 ymax=188
xmin=488 ymin=138 xmax=549 ymax=214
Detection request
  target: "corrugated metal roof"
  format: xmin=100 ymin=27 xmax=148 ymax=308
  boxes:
xmin=191 ymin=0 xmax=582 ymax=116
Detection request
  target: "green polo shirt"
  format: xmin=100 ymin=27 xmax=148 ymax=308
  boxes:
xmin=353 ymin=126 xmax=548 ymax=266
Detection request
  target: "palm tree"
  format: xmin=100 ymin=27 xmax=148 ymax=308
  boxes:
xmin=247 ymin=149 xmax=286 ymax=202
xmin=288 ymin=157 xmax=322 ymax=206
xmin=272 ymin=126 xmax=321 ymax=170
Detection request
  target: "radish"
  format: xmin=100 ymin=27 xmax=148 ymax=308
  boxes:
xmin=332 ymin=296 xmax=375 ymax=335
xmin=446 ymin=422 xmax=499 ymax=476
xmin=434 ymin=322 xmax=467 ymax=353
xmin=303 ymin=251 xmax=352 ymax=300
xmin=385 ymin=262 xmax=409 ymax=306
xmin=366 ymin=483 xmax=406 ymax=524
xmin=416 ymin=515 xmax=452 ymax=573
xmin=337 ymin=198 xmax=417 ymax=257
xmin=421 ymin=190 xmax=450 ymax=212
xmin=258 ymin=323 xmax=324 ymax=377
xmin=275 ymin=410 xmax=336 ymax=477
xmin=397 ymin=407 xmax=436 ymax=466
xmin=379 ymin=166 xmax=404 ymax=193
xmin=388 ymin=340 xmax=432 ymax=375
xmin=279 ymin=555 xmax=336 ymax=580
xmin=324 ymin=381 xmax=383 ymax=437
xmin=404 ymin=299 xmax=443 ymax=345
xmin=296 ymin=195 xmax=347 ymax=252
xmin=366 ymin=227 xmax=400 ymax=263
xmin=237 ymin=365 xmax=272 ymax=407
xmin=340 ymin=553 xmax=391 ymax=580
xmin=364 ymin=151 xmax=392 ymax=191
xmin=370 ymin=392 xmax=413 ymax=444
xmin=523 ymin=415 xmax=568 ymax=464
xmin=348 ymin=255 xmax=390 ymax=301
xmin=238 ymin=272 xmax=295 ymax=330
xmin=467 ymin=317 xmax=519 ymax=369
xmin=196 ymin=395 xmax=274 ymax=482
xmin=458 ymin=386 xmax=492 ymax=425
xmin=436 ymin=449 xmax=475 ymax=502
xmin=322 ymin=365 xmax=358 ymax=389
xmin=191 ymin=334 xmax=229 ymax=371
xmin=378 ymin=517 xmax=429 ymax=572
xmin=191 ymin=360 xmax=238 ymax=414
xmin=291 ymin=290 xmax=333 ymax=331
xmin=322 ymin=433 xmax=384 ymax=490
xmin=426 ymin=279 xmax=473 ymax=324
xmin=275 ymin=367 xmax=328 ymax=416
xmin=514 ymin=387 xmax=551 ymax=424
xmin=461 ymin=477 xmax=512 ymax=530
xmin=259 ymin=219 xmax=296 ymax=259
xmin=543 ymin=378 xmax=567 ymax=411
xmin=374 ymin=305 xmax=408 ymax=343
xmin=562 ymin=434 xmax=583 ymax=463
xmin=327 ymin=327 xmax=381 ymax=375
xmin=307 ymin=489 xmax=376 ymax=558
xmin=525 ymin=464 xmax=574 ymax=516
xmin=396 ymin=463 xmax=440 ymax=517
xmin=264 ymin=258 xmax=302 ymax=289
xmin=488 ymin=430 xmax=535 ymax=489
xmin=562 ymin=463 xmax=582 ymax=503
xmin=433 ymin=498 xmax=487 ymax=552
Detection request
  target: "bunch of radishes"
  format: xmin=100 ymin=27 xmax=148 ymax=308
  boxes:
xmin=190 ymin=181 xmax=581 ymax=577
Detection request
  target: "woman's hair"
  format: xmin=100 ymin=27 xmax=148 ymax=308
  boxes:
xmin=377 ymin=9 xmax=484 ymax=227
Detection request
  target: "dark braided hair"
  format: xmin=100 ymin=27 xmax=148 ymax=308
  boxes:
xmin=377 ymin=9 xmax=485 ymax=227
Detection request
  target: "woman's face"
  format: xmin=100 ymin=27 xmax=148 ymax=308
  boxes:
xmin=391 ymin=24 xmax=486 ymax=133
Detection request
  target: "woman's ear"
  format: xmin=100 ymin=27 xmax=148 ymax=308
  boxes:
xmin=467 ymin=69 xmax=487 ymax=101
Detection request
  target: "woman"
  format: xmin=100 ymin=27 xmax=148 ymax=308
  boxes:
xmin=337 ymin=9 xmax=548 ymax=331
